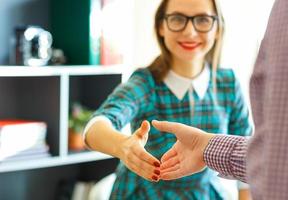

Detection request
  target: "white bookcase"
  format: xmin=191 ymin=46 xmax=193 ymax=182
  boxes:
xmin=0 ymin=66 xmax=122 ymax=200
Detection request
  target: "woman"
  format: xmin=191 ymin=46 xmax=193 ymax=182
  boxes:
xmin=84 ymin=0 xmax=252 ymax=199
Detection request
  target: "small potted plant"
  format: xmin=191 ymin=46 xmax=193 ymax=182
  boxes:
xmin=68 ymin=103 xmax=94 ymax=151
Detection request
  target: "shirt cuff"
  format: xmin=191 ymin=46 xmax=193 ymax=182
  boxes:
xmin=82 ymin=115 xmax=112 ymax=150
xmin=237 ymin=181 xmax=250 ymax=189
xmin=204 ymin=135 xmax=247 ymax=181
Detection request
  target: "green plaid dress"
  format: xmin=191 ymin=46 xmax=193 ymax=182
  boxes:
xmin=93 ymin=67 xmax=252 ymax=200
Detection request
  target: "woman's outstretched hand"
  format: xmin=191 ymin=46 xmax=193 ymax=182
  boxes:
xmin=152 ymin=120 xmax=215 ymax=180
xmin=119 ymin=120 xmax=161 ymax=182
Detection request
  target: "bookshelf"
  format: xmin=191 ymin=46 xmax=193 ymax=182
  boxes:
xmin=0 ymin=66 xmax=122 ymax=199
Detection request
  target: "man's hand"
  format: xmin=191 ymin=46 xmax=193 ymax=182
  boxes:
xmin=152 ymin=120 xmax=215 ymax=180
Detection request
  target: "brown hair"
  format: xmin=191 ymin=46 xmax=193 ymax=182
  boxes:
xmin=148 ymin=0 xmax=225 ymax=88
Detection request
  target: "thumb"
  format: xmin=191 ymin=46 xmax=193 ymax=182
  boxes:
xmin=135 ymin=120 xmax=150 ymax=138
xmin=152 ymin=120 xmax=180 ymax=136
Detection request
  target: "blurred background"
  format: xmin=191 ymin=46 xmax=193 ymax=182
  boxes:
xmin=0 ymin=0 xmax=274 ymax=199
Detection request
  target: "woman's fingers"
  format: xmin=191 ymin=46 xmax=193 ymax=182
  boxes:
xmin=135 ymin=120 xmax=150 ymax=138
xmin=128 ymin=162 xmax=159 ymax=182
xmin=133 ymin=144 xmax=160 ymax=167
xmin=122 ymin=124 xmax=161 ymax=182
xmin=127 ymin=151 xmax=160 ymax=181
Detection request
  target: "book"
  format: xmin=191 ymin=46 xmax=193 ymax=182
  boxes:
xmin=1 ymin=145 xmax=51 ymax=163
xmin=0 ymin=119 xmax=47 ymax=161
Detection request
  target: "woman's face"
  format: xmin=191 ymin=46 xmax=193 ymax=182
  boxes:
xmin=159 ymin=0 xmax=218 ymax=63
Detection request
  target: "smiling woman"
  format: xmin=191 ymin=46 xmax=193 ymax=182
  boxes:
xmin=110 ymin=1 xmax=274 ymax=199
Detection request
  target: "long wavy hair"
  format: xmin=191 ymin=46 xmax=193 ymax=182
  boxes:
xmin=148 ymin=0 xmax=225 ymax=89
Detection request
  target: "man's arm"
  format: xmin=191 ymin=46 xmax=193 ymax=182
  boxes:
xmin=152 ymin=120 xmax=249 ymax=182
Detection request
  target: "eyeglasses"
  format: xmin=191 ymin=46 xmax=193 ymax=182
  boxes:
xmin=164 ymin=14 xmax=218 ymax=33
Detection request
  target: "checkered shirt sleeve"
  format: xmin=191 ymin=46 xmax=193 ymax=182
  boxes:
xmin=204 ymin=135 xmax=248 ymax=183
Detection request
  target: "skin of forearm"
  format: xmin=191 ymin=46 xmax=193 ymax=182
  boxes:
xmin=85 ymin=119 xmax=128 ymax=158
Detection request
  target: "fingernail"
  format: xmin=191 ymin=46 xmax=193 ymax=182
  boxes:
xmin=152 ymin=175 xmax=158 ymax=181
xmin=154 ymin=169 xmax=160 ymax=175
xmin=154 ymin=162 xmax=160 ymax=167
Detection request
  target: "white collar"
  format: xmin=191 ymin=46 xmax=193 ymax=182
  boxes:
xmin=163 ymin=64 xmax=210 ymax=100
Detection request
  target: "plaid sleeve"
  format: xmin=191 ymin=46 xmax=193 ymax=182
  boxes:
xmin=228 ymin=72 xmax=253 ymax=136
xmin=204 ymin=135 xmax=248 ymax=183
xmin=92 ymin=68 xmax=154 ymax=130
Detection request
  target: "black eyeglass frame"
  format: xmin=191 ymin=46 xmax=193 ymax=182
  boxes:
xmin=164 ymin=14 xmax=218 ymax=33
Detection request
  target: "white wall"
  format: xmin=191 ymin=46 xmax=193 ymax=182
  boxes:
xmin=220 ymin=0 xmax=274 ymax=100
xmin=132 ymin=0 xmax=161 ymax=68
xmin=132 ymin=0 xmax=274 ymax=98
